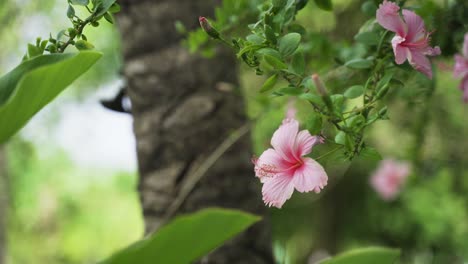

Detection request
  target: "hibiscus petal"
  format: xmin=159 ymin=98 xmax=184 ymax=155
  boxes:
xmin=408 ymin=48 xmax=433 ymax=79
xmin=392 ymin=37 xmax=408 ymax=64
xmin=454 ymin=55 xmax=468 ymax=78
xmin=294 ymin=130 xmax=320 ymax=158
xmin=261 ymin=174 xmax=295 ymax=208
xmin=292 ymin=158 xmax=328 ymax=193
xmin=254 ymin=148 xmax=290 ymax=180
xmin=376 ymin=0 xmax=406 ymax=36
xmin=461 ymin=76 xmax=468 ymax=103
xmin=402 ymin=9 xmax=425 ymax=42
xmin=271 ymin=118 xmax=299 ymax=163
xmin=463 ymin=33 xmax=468 ymax=58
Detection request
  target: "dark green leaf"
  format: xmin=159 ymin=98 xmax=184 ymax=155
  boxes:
xmin=344 ymin=85 xmax=364 ymax=99
xmin=93 ymin=0 xmax=117 ymax=18
xmin=359 ymin=147 xmax=382 ymax=161
xmin=104 ymin=12 xmax=114 ymax=24
xmin=345 ymin=59 xmax=373 ymax=69
xmin=257 ymin=48 xmax=282 ymax=59
xmin=0 ymin=52 xmax=102 ymax=144
xmin=264 ymin=54 xmax=288 ymax=70
xmin=67 ymin=5 xmax=75 ymax=18
xmin=347 ymin=115 xmax=365 ymax=129
xmin=99 ymin=208 xmax=260 ymax=264
xmin=319 ymin=247 xmax=400 ymax=264
xmin=264 ymin=25 xmax=277 ymax=45
xmin=361 ymin=1 xmax=377 ymax=17
xmin=314 ymin=0 xmax=333 ymax=11
xmin=260 ymin=74 xmax=278 ymax=92
xmin=291 ymin=51 xmax=305 ymax=75
xmin=71 ymin=0 xmax=89 ymax=6
xmin=278 ymin=33 xmax=301 ymax=57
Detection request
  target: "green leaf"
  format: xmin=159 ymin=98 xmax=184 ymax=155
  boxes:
xmin=354 ymin=32 xmax=379 ymax=46
xmin=99 ymin=208 xmax=260 ymax=264
xmin=264 ymin=54 xmax=288 ymax=70
xmin=345 ymin=59 xmax=373 ymax=69
xmin=260 ymin=74 xmax=278 ymax=92
xmin=377 ymin=71 xmax=394 ymax=90
xmin=94 ymin=0 xmax=117 ymax=17
xmin=27 ymin=44 xmax=42 ymax=58
xmin=104 ymin=12 xmax=114 ymax=24
xmin=314 ymin=0 xmax=333 ymax=11
xmin=278 ymin=33 xmax=301 ymax=57
xmin=334 ymin=131 xmax=346 ymax=145
xmin=107 ymin=2 xmax=120 ymax=13
xmin=299 ymin=93 xmax=323 ymax=106
xmin=67 ymin=5 xmax=75 ymax=18
xmin=264 ymin=25 xmax=277 ymax=45
xmin=277 ymin=86 xmax=303 ymax=95
xmin=71 ymin=0 xmax=89 ymax=6
xmin=361 ymin=1 xmax=377 ymax=17
xmin=291 ymin=51 xmax=305 ymax=75
xmin=0 ymin=52 xmax=101 ymax=144
xmin=319 ymin=247 xmax=400 ymax=264
xmin=360 ymin=147 xmax=382 ymax=161
xmin=344 ymin=85 xmax=364 ymax=99
xmin=306 ymin=114 xmax=322 ymax=135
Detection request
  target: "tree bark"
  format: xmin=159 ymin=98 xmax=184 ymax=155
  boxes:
xmin=116 ymin=0 xmax=272 ymax=263
xmin=0 ymin=147 xmax=7 ymax=264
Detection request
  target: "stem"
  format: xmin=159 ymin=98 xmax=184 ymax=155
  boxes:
xmin=315 ymin=146 xmax=343 ymax=161
xmin=58 ymin=17 xmax=92 ymax=53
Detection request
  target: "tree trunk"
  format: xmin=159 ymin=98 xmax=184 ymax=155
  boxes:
xmin=116 ymin=0 xmax=272 ymax=263
xmin=0 ymin=147 xmax=7 ymax=264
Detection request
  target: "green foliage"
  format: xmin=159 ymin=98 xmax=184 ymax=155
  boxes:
xmin=0 ymin=51 xmax=101 ymax=144
xmin=319 ymin=247 xmax=400 ymax=264
xmin=99 ymin=208 xmax=260 ymax=264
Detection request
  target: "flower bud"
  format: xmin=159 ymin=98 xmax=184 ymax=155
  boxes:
xmin=312 ymin=74 xmax=328 ymax=96
xmin=199 ymin=16 xmax=220 ymax=39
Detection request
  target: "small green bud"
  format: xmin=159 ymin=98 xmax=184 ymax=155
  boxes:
xmin=47 ymin=44 xmax=57 ymax=53
xmin=378 ymin=106 xmax=388 ymax=117
xmin=75 ymin=39 xmax=95 ymax=50
xmin=198 ymin=16 xmax=220 ymax=39
xmin=91 ymin=21 xmax=100 ymax=27
xmin=68 ymin=28 xmax=78 ymax=38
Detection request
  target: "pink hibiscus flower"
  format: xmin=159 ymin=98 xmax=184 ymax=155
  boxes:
xmin=370 ymin=159 xmax=410 ymax=201
xmin=253 ymin=118 xmax=327 ymax=208
xmin=376 ymin=0 xmax=441 ymax=79
xmin=454 ymin=33 xmax=468 ymax=103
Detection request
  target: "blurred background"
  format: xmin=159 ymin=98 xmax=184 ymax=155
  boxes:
xmin=1 ymin=0 xmax=468 ymax=263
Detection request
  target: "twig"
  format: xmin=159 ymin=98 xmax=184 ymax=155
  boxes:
xmin=158 ymin=123 xmax=251 ymax=228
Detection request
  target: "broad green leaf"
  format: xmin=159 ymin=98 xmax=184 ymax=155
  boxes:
xmin=0 ymin=52 xmax=102 ymax=144
xmin=334 ymin=131 xmax=346 ymax=145
xmin=291 ymin=51 xmax=305 ymax=75
xmin=264 ymin=54 xmax=288 ymax=70
xmin=314 ymin=0 xmax=333 ymax=11
xmin=359 ymin=147 xmax=382 ymax=161
xmin=99 ymin=208 xmax=260 ymax=264
xmin=354 ymin=32 xmax=379 ymax=46
xmin=319 ymin=247 xmax=400 ymax=264
xmin=345 ymin=59 xmax=373 ymax=69
xmin=344 ymin=85 xmax=364 ymax=99
xmin=264 ymin=25 xmax=277 ymax=45
xmin=94 ymin=0 xmax=117 ymax=18
xmin=278 ymin=33 xmax=301 ymax=57
xmin=71 ymin=0 xmax=89 ymax=6
xmin=260 ymin=74 xmax=278 ymax=92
